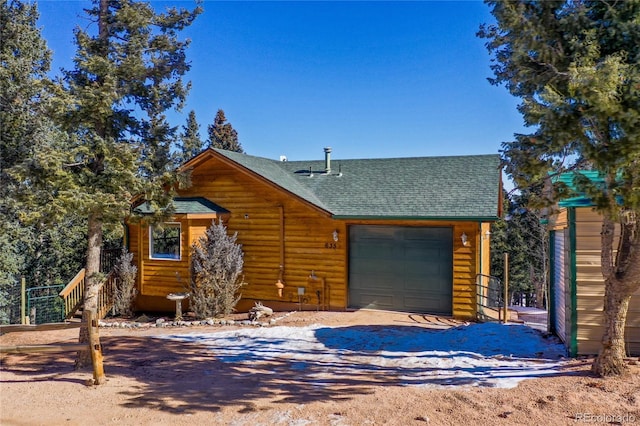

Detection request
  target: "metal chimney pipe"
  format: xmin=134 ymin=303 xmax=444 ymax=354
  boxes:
xmin=324 ymin=147 xmax=332 ymax=174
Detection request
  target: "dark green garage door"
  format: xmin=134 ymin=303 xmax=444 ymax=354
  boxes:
xmin=348 ymin=225 xmax=453 ymax=314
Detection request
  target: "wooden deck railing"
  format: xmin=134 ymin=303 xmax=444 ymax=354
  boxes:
xmin=59 ymin=269 xmax=86 ymax=319
xmin=59 ymin=269 xmax=117 ymax=320
xmin=97 ymin=272 xmax=117 ymax=320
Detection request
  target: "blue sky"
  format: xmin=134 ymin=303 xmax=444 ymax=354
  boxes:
xmin=36 ymin=0 xmax=526 ymax=163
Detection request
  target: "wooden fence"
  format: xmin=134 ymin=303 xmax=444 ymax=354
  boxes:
xmin=0 ymin=310 xmax=106 ymax=385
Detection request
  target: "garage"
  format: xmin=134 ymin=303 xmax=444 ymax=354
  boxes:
xmin=348 ymin=225 xmax=453 ymax=314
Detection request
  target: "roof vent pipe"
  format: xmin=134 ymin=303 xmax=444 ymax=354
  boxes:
xmin=324 ymin=147 xmax=332 ymax=174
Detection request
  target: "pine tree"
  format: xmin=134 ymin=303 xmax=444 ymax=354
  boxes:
xmin=47 ymin=0 xmax=201 ymax=369
xmin=207 ymin=109 xmax=243 ymax=152
xmin=491 ymin=193 xmax=547 ymax=308
xmin=178 ymin=109 xmax=203 ymax=163
xmin=1 ymin=0 xmax=49 ymax=294
xmin=0 ymin=0 xmax=51 ymax=174
xmin=479 ymin=0 xmax=640 ymax=376
xmin=0 ymin=1 xmax=85 ymax=323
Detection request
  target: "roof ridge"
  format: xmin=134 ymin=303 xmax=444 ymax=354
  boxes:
xmin=210 ymin=148 xmax=501 ymax=219
xmin=259 ymin=153 xmax=500 ymax=164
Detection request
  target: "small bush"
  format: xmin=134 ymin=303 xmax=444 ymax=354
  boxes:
xmin=190 ymin=221 xmax=246 ymax=319
xmin=112 ymin=248 xmax=138 ymax=317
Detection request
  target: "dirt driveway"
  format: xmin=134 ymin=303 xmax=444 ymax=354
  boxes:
xmin=1 ymin=310 xmax=638 ymax=425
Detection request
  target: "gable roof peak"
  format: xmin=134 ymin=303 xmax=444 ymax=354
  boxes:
xmin=205 ymin=148 xmax=501 ymax=220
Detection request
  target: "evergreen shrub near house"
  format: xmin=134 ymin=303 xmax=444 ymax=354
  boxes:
xmin=190 ymin=221 xmax=246 ymax=319
xmin=112 ymin=248 xmax=138 ymax=317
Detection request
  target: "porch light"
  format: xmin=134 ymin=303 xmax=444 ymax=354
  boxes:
xmin=332 ymin=230 xmax=339 ymax=242
xmin=461 ymin=232 xmax=470 ymax=247
xmin=484 ymin=230 xmax=492 ymax=240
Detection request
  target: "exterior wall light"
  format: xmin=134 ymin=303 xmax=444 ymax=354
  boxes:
xmin=461 ymin=232 xmax=470 ymax=247
xmin=484 ymin=230 xmax=492 ymax=240
xmin=332 ymin=230 xmax=339 ymax=242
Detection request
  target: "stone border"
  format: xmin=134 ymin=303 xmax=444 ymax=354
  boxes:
xmin=98 ymin=311 xmax=297 ymax=329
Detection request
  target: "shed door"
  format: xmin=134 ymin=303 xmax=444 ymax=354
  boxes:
xmin=348 ymin=226 xmax=453 ymax=314
xmin=552 ymin=230 xmax=567 ymax=343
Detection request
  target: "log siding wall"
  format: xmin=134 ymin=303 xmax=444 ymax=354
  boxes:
xmin=130 ymin=155 xmax=489 ymax=318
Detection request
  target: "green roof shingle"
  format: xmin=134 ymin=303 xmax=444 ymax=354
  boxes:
xmin=134 ymin=197 xmax=229 ymax=215
xmin=215 ymin=149 xmax=501 ymax=220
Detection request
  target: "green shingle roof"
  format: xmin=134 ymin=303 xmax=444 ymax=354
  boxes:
xmin=134 ymin=197 xmax=229 ymax=215
xmin=553 ymin=171 xmax=620 ymax=208
xmin=215 ymin=149 xmax=501 ymax=220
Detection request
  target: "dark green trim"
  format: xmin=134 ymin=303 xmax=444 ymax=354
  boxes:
xmin=568 ymin=208 xmax=578 ymax=357
xmin=133 ymin=197 xmax=229 ymax=215
xmin=548 ymin=230 xmax=556 ymax=334
xmin=332 ymin=215 xmax=500 ymax=221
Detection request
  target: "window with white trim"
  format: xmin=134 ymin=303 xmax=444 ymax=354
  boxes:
xmin=150 ymin=223 xmax=181 ymax=260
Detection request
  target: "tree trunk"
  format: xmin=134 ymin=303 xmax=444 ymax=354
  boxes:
xmin=535 ymin=281 xmax=545 ymax=309
xmin=592 ymin=279 xmax=631 ymax=377
xmin=77 ymin=0 xmax=109 ymax=369
xmin=75 ymin=212 xmax=103 ymax=369
xmin=591 ymin=214 xmax=640 ymax=377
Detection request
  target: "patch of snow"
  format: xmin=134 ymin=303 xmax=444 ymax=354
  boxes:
xmin=161 ymin=322 xmax=567 ymax=389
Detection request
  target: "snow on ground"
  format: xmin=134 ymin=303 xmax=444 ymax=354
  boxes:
xmin=162 ymin=322 xmax=567 ymax=389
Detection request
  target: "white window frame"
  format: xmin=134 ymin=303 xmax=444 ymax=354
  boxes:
xmin=149 ymin=222 xmax=182 ymax=261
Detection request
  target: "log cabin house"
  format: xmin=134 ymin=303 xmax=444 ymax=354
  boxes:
xmin=127 ymin=148 xmax=502 ymax=319
xmin=548 ymin=172 xmax=640 ymax=356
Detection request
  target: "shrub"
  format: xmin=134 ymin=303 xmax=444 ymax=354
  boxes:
xmin=190 ymin=221 xmax=246 ymax=319
xmin=112 ymin=248 xmax=138 ymax=317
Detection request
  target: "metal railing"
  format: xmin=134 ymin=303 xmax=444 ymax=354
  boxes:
xmin=26 ymin=285 xmax=65 ymax=324
xmin=476 ymin=274 xmax=505 ymax=322
xmin=101 ymin=248 xmax=120 ymax=274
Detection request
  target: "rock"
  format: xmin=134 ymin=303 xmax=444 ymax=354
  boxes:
xmin=134 ymin=314 xmax=151 ymax=323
